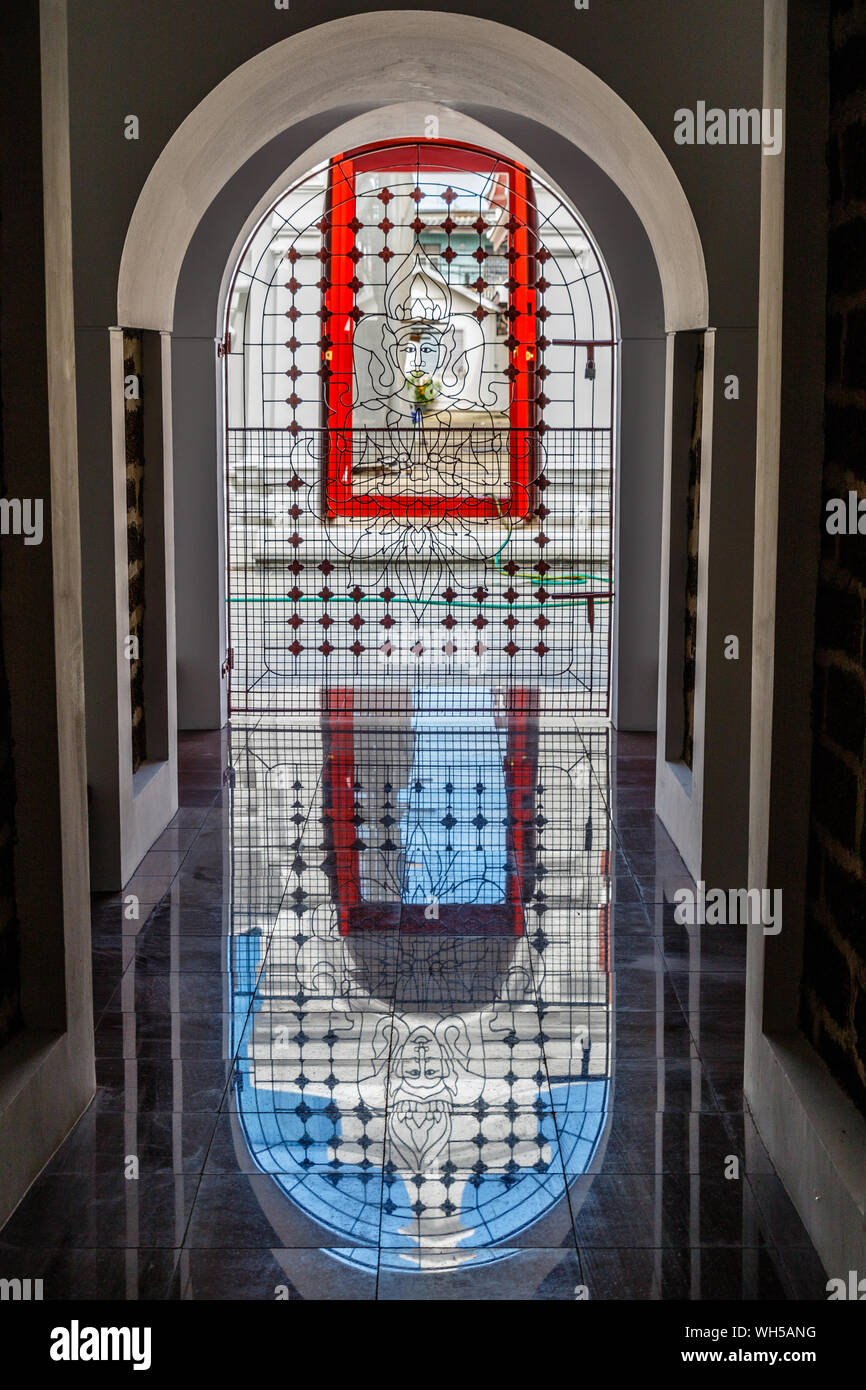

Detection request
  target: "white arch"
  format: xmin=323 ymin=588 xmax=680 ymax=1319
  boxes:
xmin=118 ymin=11 xmax=707 ymax=333
xmin=216 ymin=104 xmax=622 ymax=343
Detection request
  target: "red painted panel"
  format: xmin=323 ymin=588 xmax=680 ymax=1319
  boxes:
xmin=321 ymin=689 xmax=536 ymax=937
xmin=324 ymin=158 xmax=357 ymax=517
xmin=322 ymin=140 xmax=537 ymax=520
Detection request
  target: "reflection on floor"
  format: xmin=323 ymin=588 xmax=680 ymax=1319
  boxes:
xmin=0 ymin=698 xmax=828 ymax=1300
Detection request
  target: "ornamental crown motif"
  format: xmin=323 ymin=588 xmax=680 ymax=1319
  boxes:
xmin=386 ymin=251 xmax=452 ymax=327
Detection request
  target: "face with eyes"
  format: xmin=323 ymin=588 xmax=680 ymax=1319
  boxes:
xmin=394 ymin=1027 xmax=448 ymax=1094
xmin=404 ymin=332 xmax=441 ymax=376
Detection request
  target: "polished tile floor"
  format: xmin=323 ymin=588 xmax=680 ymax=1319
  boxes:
xmin=0 ymin=700 xmax=828 ymax=1299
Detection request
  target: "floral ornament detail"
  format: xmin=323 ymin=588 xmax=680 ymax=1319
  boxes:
xmin=404 ymin=368 xmax=442 ymax=408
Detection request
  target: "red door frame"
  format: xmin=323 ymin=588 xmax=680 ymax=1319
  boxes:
xmin=320 ymin=686 xmax=537 ymax=936
xmin=322 ymin=139 xmax=538 ymax=520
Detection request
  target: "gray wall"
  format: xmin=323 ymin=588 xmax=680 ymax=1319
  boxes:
xmin=0 ymin=0 xmax=94 ymax=1226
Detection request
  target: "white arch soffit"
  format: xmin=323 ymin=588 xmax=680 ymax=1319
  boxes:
xmin=217 ymin=104 xmax=621 ymax=341
xmin=118 ymin=11 xmax=708 ymax=334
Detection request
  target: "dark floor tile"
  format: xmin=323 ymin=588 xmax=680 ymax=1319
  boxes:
xmin=166 ymin=873 xmax=225 ymax=908
xmin=0 ymin=1174 xmax=195 ymax=1249
xmin=602 ymin=1061 xmax=720 ymax=1113
xmin=91 ymin=976 xmax=128 ymax=1015
xmin=702 ymin=1059 xmax=748 ymax=1112
xmin=689 ymin=1015 xmax=746 ymax=1061
xmin=184 ymin=1174 xmax=379 ymax=1249
xmin=95 ymin=1008 xmax=243 ymax=1059
xmin=378 ymin=1246 xmax=583 ymax=1299
xmin=93 ymin=1058 xmax=230 ymax=1112
xmin=43 ymin=1110 xmax=219 ymax=1176
xmin=669 ymin=970 xmax=747 ymax=1016
xmin=134 ymin=934 xmax=226 ymax=973
xmin=200 ymin=1113 xmax=267 ymax=1174
xmin=135 ymin=849 xmax=188 ymax=876
xmin=662 ymin=940 xmax=748 ymax=973
xmin=747 ymin=1174 xmax=821 ymax=1248
xmin=90 ymin=895 xmax=127 ymax=929
xmin=773 ymin=1241 xmax=830 ymax=1299
xmin=611 ymin=769 xmax=656 ymax=789
xmin=611 ymin=732 xmax=655 ymax=755
xmin=578 ymin=1244 xmax=691 ymax=1298
xmin=610 ymin=901 xmax=653 ymax=922
xmin=612 ymin=877 xmax=643 ymax=904
xmin=614 ymin=825 xmax=678 ymax=854
xmin=90 ymin=957 xmax=129 ymax=992
xmin=568 ymin=1173 xmax=780 ymax=1249
xmin=609 ymin=936 xmax=663 ymax=968
xmin=579 ymin=1244 xmax=791 ymax=1300
xmin=138 ymin=901 xmax=231 ymax=936
xmin=610 ymin=792 xmax=655 ymax=811
xmin=121 ymin=973 xmax=229 ymax=1013
xmin=175 ymin=1246 xmax=377 ymax=1299
xmin=612 ymin=1011 xmax=696 ymax=1062
xmin=612 ymin=810 xmax=660 ymax=828
xmin=594 ymin=1112 xmax=757 ymax=1176
xmin=0 ymin=1245 xmax=178 ymax=1300
xmin=179 ymin=850 xmax=227 ymax=878
xmin=152 ymin=827 xmax=201 ymax=852
xmin=6 ymin=722 xmax=826 ymax=1301
xmin=613 ymin=971 xmax=684 ymax=1012
xmin=696 ymin=1245 xmax=793 ymax=1299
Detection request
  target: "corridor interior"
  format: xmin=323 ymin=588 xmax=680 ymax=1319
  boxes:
xmin=0 ymin=706 xmax=827 ymax=1299
xmin=0 ymin=128 xmax=830 ymax=1304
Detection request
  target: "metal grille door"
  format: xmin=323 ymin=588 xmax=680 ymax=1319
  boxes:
xmin=224 ymin=140 xmax=615 ymax=715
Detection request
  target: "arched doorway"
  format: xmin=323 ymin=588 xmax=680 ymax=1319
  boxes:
xmin=222 ymin=138 xmax=616 ymax=716
xmin=216 ymin=139 xmax=616 ymax=1275
xmin=99 ymin=6 xmax=726 ymax=1284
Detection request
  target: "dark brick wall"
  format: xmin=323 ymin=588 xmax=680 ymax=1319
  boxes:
xmin=801 ymin=0 xmax=866 ymax=1116
xmin=681 ymin=343 xmax=704 ymax=770
xmin=123 ymin=329 xmax=146 ymax=773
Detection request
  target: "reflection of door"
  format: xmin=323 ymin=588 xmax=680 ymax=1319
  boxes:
xmin=226 ymin=719 xmax=614 ymax=1273
xmin=321 ymin=686 xmax=537 ymax=935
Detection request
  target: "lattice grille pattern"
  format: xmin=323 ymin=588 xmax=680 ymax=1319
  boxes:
xmin=225 ymin=141 xmax=615 ymax=717
xmin=227 ymin=716 xmax=611 ymax=1270
xmin=227 ymin=145 xmax=613 ymax=434
xmin=227 ymin=426 xmax=612 ymax=713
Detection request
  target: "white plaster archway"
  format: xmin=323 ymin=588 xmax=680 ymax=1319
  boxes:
xmin=215 ymin=103 xmax=622 ymax=343
xmin=118 ymin=10 xmax=707 ymax=334
xmin=109 ymin=9 xmax=715 ymax=901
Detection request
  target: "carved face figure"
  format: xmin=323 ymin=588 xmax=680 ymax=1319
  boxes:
xmin=394 ymin=1026 xmax=448 ymax=1095
xmin=404 ymin=332 xmax=442 ymax=378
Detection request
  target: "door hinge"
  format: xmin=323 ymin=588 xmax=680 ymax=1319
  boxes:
xmin=221 ymin=647 xmax=233 ymax=677
xmin=217 ymin=332 xmax=231 ymax=358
